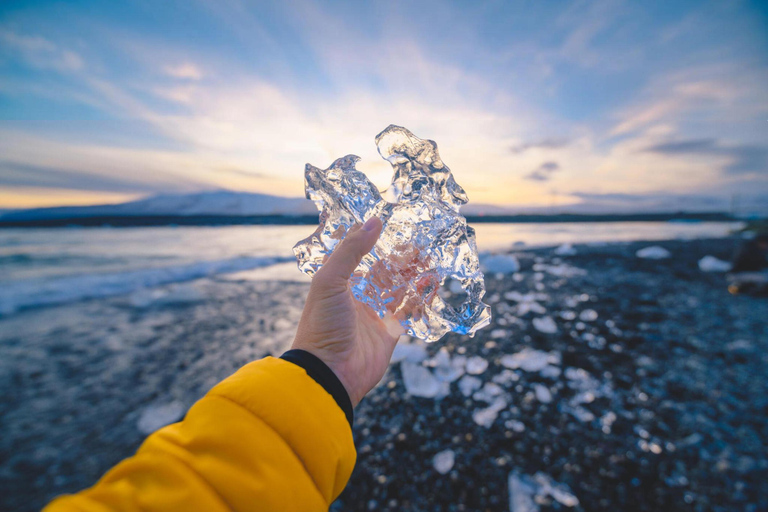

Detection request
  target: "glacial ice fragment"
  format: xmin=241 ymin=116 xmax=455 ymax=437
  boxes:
xmin=293 ymin=125 xmax=491 ymax=342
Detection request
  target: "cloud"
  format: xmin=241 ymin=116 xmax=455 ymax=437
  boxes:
xmin=510 ymin=138 xmax=569 ymax=154
xmin=163 ymin=63 xmax=203 ymax=80
xmin=644 ymin=138 xmax=768 ymax=175
xmin=0 ymin=160 xmax=172 ymax=193
xmin=524 ymin=161 xmax=560 ymax=181
xmin=0 ymin=30 xmax=84 ymax=72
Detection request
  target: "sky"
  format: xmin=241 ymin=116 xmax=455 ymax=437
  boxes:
xmin=0 ymin=0 xmax=767 ymax=213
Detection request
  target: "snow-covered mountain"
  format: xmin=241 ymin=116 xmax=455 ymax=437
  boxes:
xmin=1 ymin=191 xmax=319 ymax=220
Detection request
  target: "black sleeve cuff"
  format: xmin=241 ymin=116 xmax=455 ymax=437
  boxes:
xmin=280 ymin=349 xmax=354 ymax=428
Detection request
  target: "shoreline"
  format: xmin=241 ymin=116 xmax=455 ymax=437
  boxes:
xmin=1 ymin=237 xmax=766 ymax=511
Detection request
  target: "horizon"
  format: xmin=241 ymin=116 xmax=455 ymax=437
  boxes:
xmin=1 ymin=1 xmax=767 ymax=214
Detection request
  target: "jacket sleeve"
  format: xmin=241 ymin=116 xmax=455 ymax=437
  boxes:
xmin=44 ymin=356 xmax=357 ymax=512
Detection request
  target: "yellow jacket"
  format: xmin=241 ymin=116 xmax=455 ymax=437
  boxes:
xmin=45 ymin=353 xmax=357 ymax=511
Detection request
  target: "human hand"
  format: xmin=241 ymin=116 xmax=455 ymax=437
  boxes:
xmin=291 ymin=217 xmax=404 ymax=407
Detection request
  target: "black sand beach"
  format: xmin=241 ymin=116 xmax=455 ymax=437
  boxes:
xmin=1 ymin=238 xmax=766 ymax=511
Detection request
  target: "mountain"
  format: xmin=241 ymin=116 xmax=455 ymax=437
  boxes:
xmin=0 ymin=191 xmax=318 ymax=221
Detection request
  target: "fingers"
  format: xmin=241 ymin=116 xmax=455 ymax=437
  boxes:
xmin=318 ymin=217 xmax=383 ymax=284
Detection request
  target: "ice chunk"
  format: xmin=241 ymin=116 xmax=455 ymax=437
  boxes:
xmin=481 ymin=254 xmax=520 ymax=274
xmin=698 ymin=255 xmax=731 ymax=272
xmin=472 ymin=397 xmax=507 ymax=428
xmin=554 ymin=243 xmax=577 ymax=256
xmin=579 ymin=309 xmax=598 ymax=322
xmin=137 ymin=401 xmax=185 ymax=435
xmin=636 ymin=246 xmax=671 ymax=259
xmin=532 ymin=316 xmax=558 ymax=334
xmin=458 ymin=375 xmax=483 ymax=397
xmin=465 ymin=356 xmax=489 ymax=375
xmin=401 ymin=361 xmax=449 ymax=398
xmin=294 ymin=125 xmax=491 ymax=342
xmin=433 ymin=449 xmax=455 ymax=474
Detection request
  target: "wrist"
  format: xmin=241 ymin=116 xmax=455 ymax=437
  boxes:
xmin=280 ymin=348 xmax=355 ymax=426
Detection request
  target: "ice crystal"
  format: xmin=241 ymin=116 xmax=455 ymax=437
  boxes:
xmin=293 ymin=125 xmax=491 ymax=342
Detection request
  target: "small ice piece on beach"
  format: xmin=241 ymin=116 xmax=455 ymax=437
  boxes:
xmin=698 ymin=255 xmax=732 ymax=272
xmin=293 ymin=125 xmax=491 ymax=343
xmin=480 ymin=253 xmax=520 ymax=274
xmin=401 ymin=361 xmax=449 ymax=398
xmin=560 ymin=310 xmax=577 ymax=321
xmin=532 ymin=472 xmax=580 ymax=507
xmin=433 ymin=449 xmax=455 ymax=475
xmin=390 ymin=340 xmax=428 ymax=364
xmin=427 ymin=348 xmax=465 ymax=382
xmin=492 ymin=369 xmax=520 ymax=386
xmin=554 ymin=243 xmax=577 ymax=256
xmin=501 ymin=349 xmax=559 ymax=372
xmin=505 ymin=419 xmax=526 ymax=432
xmin=473 ymin=382 xmax=504 ymax=402
xmin=508 ymin=472 xmax=539 ymax=512
xmin=458 ymin=375 xmax=483 ymax=397
xmin=137 ymin=401 xmax=185 ymax=435
xmin=472 ymin=397 xmax=507 ymax=428
xmin=636 ymin=246 xmax=671 ymax=259
xmin=509 ymin=472 xmax=579 ymax=511
xmin=532 ymin=316 xmax=558 ymax=334
xmin=465 ymin=356 xmax=489 ymax=375
xmin=533 ymin=384 xmax=553 ymax=403
xmin=579 ymin=309 xmax=598 ymax=322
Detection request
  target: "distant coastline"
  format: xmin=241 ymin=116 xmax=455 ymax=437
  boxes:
xmin=0 ymin=211 xmax=738 ymax=228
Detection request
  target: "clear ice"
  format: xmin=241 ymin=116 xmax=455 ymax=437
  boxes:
xmin=293 ymin=125 xmax=491 ymax=342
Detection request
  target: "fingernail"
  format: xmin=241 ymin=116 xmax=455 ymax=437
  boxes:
xmin=362 ymin=217 xmax=379 ymax=232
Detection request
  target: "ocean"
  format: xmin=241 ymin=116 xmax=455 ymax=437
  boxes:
xmin=0 ymin=221 xmax=742 ymax=316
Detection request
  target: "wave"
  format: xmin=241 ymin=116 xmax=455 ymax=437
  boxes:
xmin=0 ymin=256 xmax=293 ymax=315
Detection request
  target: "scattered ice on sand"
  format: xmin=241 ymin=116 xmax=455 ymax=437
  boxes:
xmin=137 ymin=401 xmax=185 ymax=435
xmin=433 ymin=449 xmax=455 ymax=474
xmin=500 ymin=349 xmax=560 ymax=373
xmin=532 ymin=316 xmax=558 ymax=334
xmin=579 ymin=309 xmax=598 ymax=322
xmin=554 ymin=243 xmax=577 ymax=256
xmin=698 ymin=255 xmax=732 ymax=272
xmin=481 ymin=254 xmax=520 ymax=274
xmin=401 ymin=362 xmax=449 ymax=398
xmin=533 ymin=384 xmax=553 ymax=403
xmin=472 ymin=397 xmax=507 ymax=428
xmin=636 ymin=246 xmax=671 ymax=259
xmin=390 ymin=340 xmax=428 ymax=364
xmin=458 ymin=375 xmax=483 ymax=397
xmin=465 ymin=356 xmax=489 ymax=375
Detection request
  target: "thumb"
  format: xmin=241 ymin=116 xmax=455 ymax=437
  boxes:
xmin=319 ymin=217 xmax=383 ymax=283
